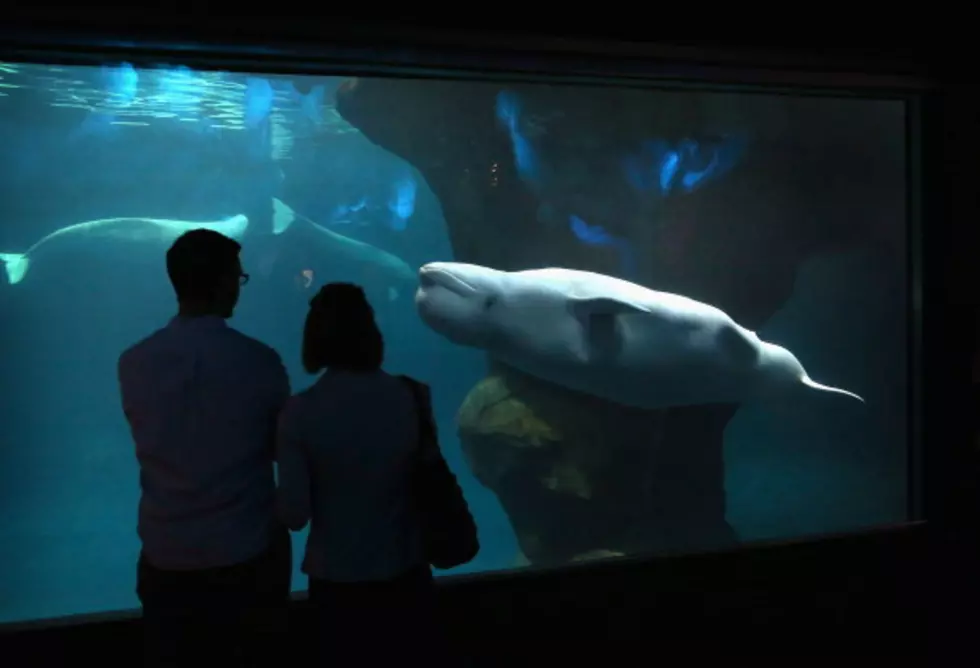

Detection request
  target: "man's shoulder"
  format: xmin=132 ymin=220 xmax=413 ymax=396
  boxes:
xmin=118 ymin=327 xmax=167 ymax=370
xmin=119 ymin=324 xmax=284 ymax=373
xmin=224 ymin=327 xmax=286 ymax=371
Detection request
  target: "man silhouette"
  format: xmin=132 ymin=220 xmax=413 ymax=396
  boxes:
xmin=118 ymin=229 xmax=292 ymax=667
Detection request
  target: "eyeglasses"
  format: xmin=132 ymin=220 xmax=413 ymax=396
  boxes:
xmin=239 ymin=273 xmax=250 ymax=286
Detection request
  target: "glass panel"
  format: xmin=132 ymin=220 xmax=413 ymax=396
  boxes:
xmin=0 ymin=59 xmax=912 ymax=624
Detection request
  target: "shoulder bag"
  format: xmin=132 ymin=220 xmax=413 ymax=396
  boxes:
xmin=398 ymin=375 xmax=480 ymax=570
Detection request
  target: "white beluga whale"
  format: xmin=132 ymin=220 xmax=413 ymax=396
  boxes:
xmin=272 ymin=198 xmax=417 ymax=302
xmin=415 ymin=262 xmax=864 ymax=410
xmin=0 ymin=213 xmax=249 ymax=285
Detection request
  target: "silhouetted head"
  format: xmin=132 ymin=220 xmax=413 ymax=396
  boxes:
xmin=415 ymin=262 xmax=510 ymax=350
xmin=166 ymin=229 xmax=247 ymax=319
xmin=302 ymin=282 xmax=385 ymax=374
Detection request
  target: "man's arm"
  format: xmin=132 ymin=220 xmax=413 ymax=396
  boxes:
xmin=275 ymin=399 xmax=311 ymax=531
xmin=117 ymin=350 xmax=133 ymax=425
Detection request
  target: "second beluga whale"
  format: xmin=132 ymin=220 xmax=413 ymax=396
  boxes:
xmin=414 ymin=262 xmax=864 ymax=411
xmin=271 ymin=197 xmax=417 ymax=302
xmin=0 ymin=213 xmax=249 ymax=285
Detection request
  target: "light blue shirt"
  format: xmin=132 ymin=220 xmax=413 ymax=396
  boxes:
xmin=276 ymin=370 xmax=426 ymax=582
xmin=118 ymin=316 xmax=290 ymax=570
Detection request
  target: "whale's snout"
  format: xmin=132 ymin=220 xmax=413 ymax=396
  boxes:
xmin=418 ymin=265 xmax=441 ymax=290
xmin=418 ymin=263 xmax=479 ymax=297
xmin=415 ymin=262 xmax=503 ymax=350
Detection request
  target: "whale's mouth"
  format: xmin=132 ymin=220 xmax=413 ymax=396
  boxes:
xmin=419 ymin=265 xmax=479 ymax=298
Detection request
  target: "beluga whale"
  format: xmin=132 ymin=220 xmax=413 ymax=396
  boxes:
xmin=271 ymin=198 xmax=418 ymax=303
xmin=414 ymin=262 xmax=864 ymax=411
xmin=0 ymin=213 xmax=249 ymax=285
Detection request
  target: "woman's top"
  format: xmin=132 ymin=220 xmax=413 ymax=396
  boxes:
xmin=275 ymin=369 xmax=427 ymax=582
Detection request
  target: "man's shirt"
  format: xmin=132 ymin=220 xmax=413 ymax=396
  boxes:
xmin=119 ymin=315 xmax=290 ymax=570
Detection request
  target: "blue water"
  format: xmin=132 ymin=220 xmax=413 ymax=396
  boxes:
xmin=0 ymin=62 xmax=910 ymax=624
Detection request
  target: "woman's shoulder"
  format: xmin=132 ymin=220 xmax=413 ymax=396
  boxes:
xmin=390 ymin=373 xmax=432 ymax=398
xmin=390 ymin=372 xmax=425 ymax=386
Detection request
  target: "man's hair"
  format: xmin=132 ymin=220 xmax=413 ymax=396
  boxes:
xmin=165 ymin=229 xmax=242 ymax=302
xmin=302 ymin=283 xmax=385 ymax=374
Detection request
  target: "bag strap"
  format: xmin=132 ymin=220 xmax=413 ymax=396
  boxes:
xmin=398 ymin=375 xmax=437 ymax=458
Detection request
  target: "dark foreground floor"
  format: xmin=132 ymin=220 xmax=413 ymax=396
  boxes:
xmin=0 ymin=523 xmax=932 ymax=661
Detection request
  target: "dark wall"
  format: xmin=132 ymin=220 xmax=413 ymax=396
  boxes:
xmin=925 ymin=79 xmax=980 ymax=657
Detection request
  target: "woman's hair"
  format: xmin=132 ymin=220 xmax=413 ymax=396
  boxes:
xmin=302 ymin=282 xmax=385 ymax=373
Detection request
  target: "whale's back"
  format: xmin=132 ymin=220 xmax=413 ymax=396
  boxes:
xmin=492 ymin=268 xmax=767 ymax=409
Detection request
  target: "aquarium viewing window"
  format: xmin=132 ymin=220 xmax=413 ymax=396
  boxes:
xmin=0 ymin=55 xmax=919 ymax=625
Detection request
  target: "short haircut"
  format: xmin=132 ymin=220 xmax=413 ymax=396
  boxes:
xmin=165 ymin=229 xmax=242 ymax=302
xmin=302 ymin=283 xmax=384 ymax=373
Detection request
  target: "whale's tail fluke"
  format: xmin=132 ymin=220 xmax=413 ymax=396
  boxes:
xmin=272 ymin=198 xmax=297 ymax=235
xmin=0 ymin=253 xmax=29 ymax=285
xmin=801 ymin=375 xmax=865 ymax=403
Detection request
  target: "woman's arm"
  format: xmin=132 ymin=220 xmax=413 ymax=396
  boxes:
xmin=274 ymin=398 xmax=311 ymax=531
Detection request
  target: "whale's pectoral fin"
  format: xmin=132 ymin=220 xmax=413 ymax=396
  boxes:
xmin=715 ymin=324 xmax=760 ymax=366
xmin=569 ymin=297 xmax=644 ymax=362
xmin=569 ymin=297 xmax=645 ymax=319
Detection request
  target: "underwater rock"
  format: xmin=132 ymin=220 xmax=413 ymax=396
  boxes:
xmin=335 ymin=77 xmax=558 ymax=273
xmin=335 ymin=78 xmax=901 ymax=325
xmin=457 ymin=363 xmax=738 ymax=567
xmin=457 ymin=374 xmax=589 ymax=497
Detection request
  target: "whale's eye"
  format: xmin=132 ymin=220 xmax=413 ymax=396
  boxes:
xmin=484 ymin=295 xmax=498 ymax=310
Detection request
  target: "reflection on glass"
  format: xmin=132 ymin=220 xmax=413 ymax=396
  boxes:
xmin=0 ymin=60 xmax=910 ymax=624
